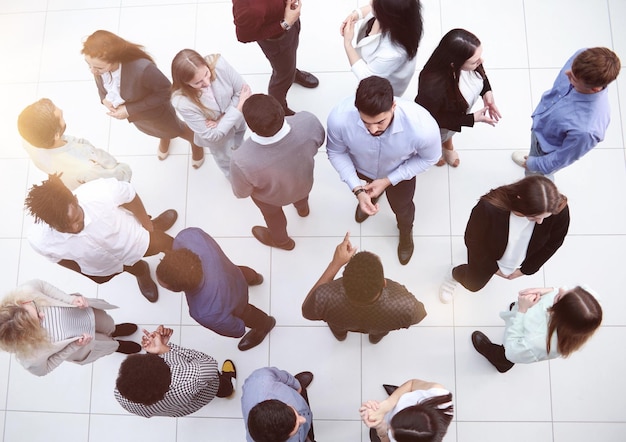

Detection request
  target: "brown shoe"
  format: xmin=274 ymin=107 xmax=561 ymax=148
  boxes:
xmin=252 ymin=226 xmax=295 ymax=250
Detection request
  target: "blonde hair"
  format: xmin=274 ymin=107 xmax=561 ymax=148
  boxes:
xmin=171 ymin=49 xmax=220 ymax=119
xmin=0 ymin=297 xmax=50 ymax=358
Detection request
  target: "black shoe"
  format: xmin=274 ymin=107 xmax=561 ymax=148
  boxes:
xmin=369 ymin=332 xmax=388 ymax=344
xmin=135 ymin=260 xmax=159 ymax=303
xmin=116 ymin=340 xmax=141 ymax=354
xmin=329 ymin=327 xmax=347 ymax=341
xmin=151 ymin=209 xmax=178 ymax=231
xmin=252 ymin=226 xmax=295 ymax=250
xmin=296 ymin=203 xmax=310 ymax=217
xmin=248 ymin=273 xmax=264 ymax=286
xmin=238 ymin=316 xmax=276 ymax=351
xmin=397 ymin=230 xmax=414 ymax=265
xmin=383 ymin=384 xmax=398 ymax=396
xmin=112 ymin=323 xmax=138 ymax=337
xmin=284 ymin=107 xmax=296 ymax=116
xmin=294 ymin=69 xmax=319 ymax=88
xmin=295 ymin=371 xmax=314 ymax=390
xmin=471 ymin=331 xmax=514 ymax=373
xmin=221 ymin=359 xmax=237 ymax=380
xmin=355 ymin=204 xmax=369 ymax=223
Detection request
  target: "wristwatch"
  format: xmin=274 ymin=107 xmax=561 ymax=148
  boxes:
xmin=280 ymin=19 xmax=291 ymax=31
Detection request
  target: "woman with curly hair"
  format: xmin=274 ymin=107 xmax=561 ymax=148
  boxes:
xmin=170 ymin=49 xmax=251 ymax=177
xmin=0 ymin=279 xmax=139 ymax=376
xmin=472 ymin=285 xmax=602 ymax=373
xmin=81 ymin=30 xmax=204 ymax=166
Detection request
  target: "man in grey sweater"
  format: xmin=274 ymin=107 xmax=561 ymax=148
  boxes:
xmin=230 ymin=94 xmax=325 ymax=250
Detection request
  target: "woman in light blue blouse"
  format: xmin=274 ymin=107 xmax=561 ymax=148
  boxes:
xmin=471 ymin=285 xmax=602 ymax=373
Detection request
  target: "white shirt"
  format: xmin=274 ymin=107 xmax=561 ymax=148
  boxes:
xmin=497 ymin=213 xmax=534 ymax=275
xmin=22 ymin=135 xmax=131 ymax=190
xmin=351 ymin=12 xmax=416 ymax=96
xmin=28 ymin=178 xmax=149 ymax=276
xmin=101 ymin=65 xmax=125 ymax=107
xmin=458 ymin=69 xmax=484 ymax=111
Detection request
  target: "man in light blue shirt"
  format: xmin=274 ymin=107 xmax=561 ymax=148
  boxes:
xmin=242 ymin=367 xmax=315 ymax=442
xmin=512 ymin=47 xmax=620 ymax=179
xmin=326 ymin=76 xmax=440 ymax=265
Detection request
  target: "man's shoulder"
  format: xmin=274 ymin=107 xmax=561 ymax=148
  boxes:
xmin=174 ymin=228 xmax=219 ymax=255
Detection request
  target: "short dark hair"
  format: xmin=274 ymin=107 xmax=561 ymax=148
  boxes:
xmin=156 ymin=248 xmax=203 ymax=292
xmin=342 ymin=252 xmax=385 ymax=303
xmin=242 ymin=94 xmax=285 ymax=137
xmin=17 ymin=98 xmax=61 ymax=148
xmin=355 ymin=76 xmax=394 ymax=116
xmin=247 ymin=399 xmax=296 ymax=442
xmin=24 ymin=174 xmax=75 ymax=231
xmin=116 ymin=353 xmax=171 ymax=406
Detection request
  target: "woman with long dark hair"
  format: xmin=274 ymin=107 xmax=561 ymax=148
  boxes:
xmin=340 ymin=0 xmax=423 ymax=96
xmin=81 ymin=30 xmax=204 ymax=166
xmin=472 ymin=285 xmax=602 ymax=372
xmin=360 ymin=378 xmax=453 ymax=442
xmin=416 ymin=29 xmax=501 ymax=167
xmin=440 ymin=176 xmax=569 ymax=302
xmin=171 ymin=49 xmax=251 ymax=177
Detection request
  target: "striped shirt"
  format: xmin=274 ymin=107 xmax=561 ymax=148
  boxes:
xmin=114 ymin=344 xmax=220 ymax=418
xmin=41 ymin=306 xmax=95 ymax=342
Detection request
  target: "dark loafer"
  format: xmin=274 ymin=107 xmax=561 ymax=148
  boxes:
xmin=397 ymin=231 xmax=414 ymax=265
xmin=135 ymin=260 xmax=158 ymax=303
xmin=252 ymin=226 xmax=295 ymax=250
xmin=294 ymin=69 xmax=319 ymax=88
xmin=295 ymin=371 xmax=314 ymax=390
xmin=112 ymin=323 xmax=138 ymax=337
xmin=152 ymin=209 xmax=178 ymax=231
xmin=238 ymin=316 xmax=276 ymax=351
xmin=116 ymin=340 xmax=141 ymax=354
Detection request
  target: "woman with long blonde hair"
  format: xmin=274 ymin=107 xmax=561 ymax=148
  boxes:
xmin=0 ymin=279 xmax=139 ymax=376
xmin=171 ymin=49 xmax=251 ymax=178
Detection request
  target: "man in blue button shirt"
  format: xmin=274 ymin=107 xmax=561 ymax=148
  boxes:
xmin=326 ymin=76 xmax=440 ymax=265
xmin=512 ymin=47 xmax=620 ymax=179
xmin=242 ymin=367 xmax=316 ymax=442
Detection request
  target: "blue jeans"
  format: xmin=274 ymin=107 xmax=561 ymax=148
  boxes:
xmin=526 ymin=131 xmax=554 ymax=181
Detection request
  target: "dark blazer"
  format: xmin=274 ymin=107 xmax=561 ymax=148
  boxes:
xmin=94 ymin=58 xmax=172 ymax=123
xmin=415 ymin=66 xmax=492 ymax=132
xmin=465 ymin=199 xmax=570 ymax=276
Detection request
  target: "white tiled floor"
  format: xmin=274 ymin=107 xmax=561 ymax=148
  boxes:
xmin=0 ymin=0 xmax=625 ymax=441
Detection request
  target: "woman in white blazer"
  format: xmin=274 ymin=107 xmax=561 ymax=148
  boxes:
xmin=0 ymin=279 xmax=139 ymax=376
xmin=171 ymin=49 xmax=252 ymax=177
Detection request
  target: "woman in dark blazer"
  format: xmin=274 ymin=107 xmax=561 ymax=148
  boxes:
xmin=415 ymin=29 xmax=501 ymax=167
xmin=81 ymin=30 xmax=203 ymax=165
xmin=440 ymin=176 xmax=569 ymax=302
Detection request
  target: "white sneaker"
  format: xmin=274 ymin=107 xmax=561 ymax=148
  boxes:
xmin=439 ymin=269 xmax=458 ymax=304
xmin=511 ymin=151 xmax=528 ymax=167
